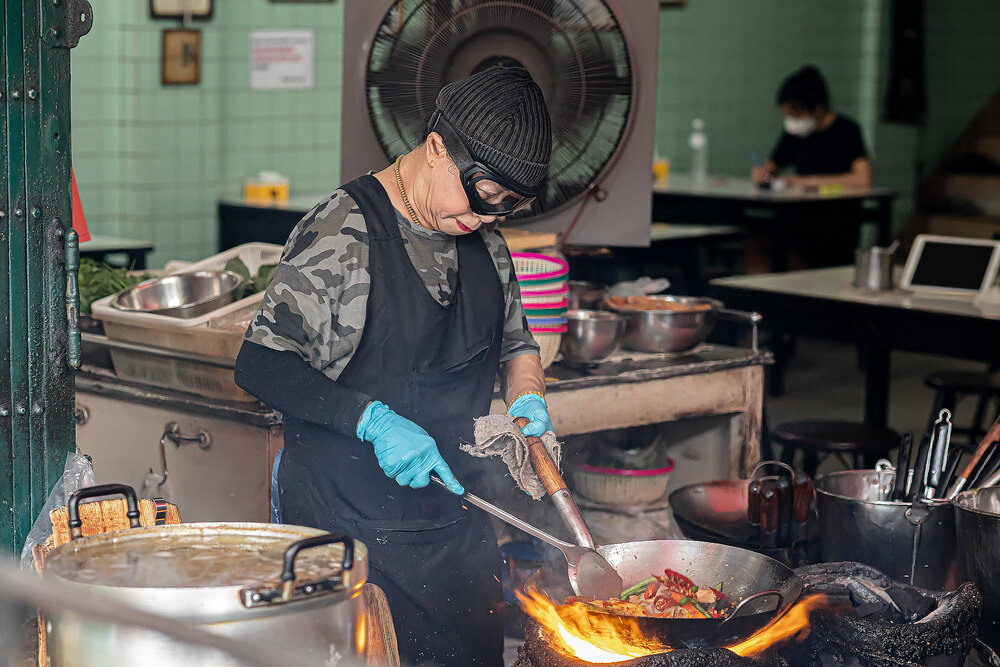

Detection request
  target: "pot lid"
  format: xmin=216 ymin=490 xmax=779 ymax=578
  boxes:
xmin=45 ymin=523 xmax=358 ymax=590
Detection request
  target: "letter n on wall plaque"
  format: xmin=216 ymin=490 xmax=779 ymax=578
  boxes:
xmin=162 ymin=29 xmax=202 ymax=86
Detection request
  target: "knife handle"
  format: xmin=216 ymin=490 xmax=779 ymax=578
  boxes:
xmin=953 ymin=414 xmax=1000 ymax=495
xmin=792 ymin=477 xmax=813 ymax=524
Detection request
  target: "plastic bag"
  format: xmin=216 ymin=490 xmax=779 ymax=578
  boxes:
xmin=605 ymin=277 xmax=670 ymax=298
xmin=19 ymin=451 xmax=95 ymax=572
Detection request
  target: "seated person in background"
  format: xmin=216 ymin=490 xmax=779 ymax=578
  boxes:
xmin=752 ymin=65 xmax=872 ymax=190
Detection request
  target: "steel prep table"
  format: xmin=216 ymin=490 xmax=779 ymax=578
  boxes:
xmin=75 ymin=345 xmax=769 ymax=523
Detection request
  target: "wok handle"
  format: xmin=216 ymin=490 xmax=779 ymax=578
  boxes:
xmin=515 ymin=416 xmax=596 ymax=550
xmin=723 ymin=590 xmax=784 ymax=623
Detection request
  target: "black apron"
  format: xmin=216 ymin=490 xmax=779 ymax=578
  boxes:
xmin=278 ymin=174 xmax=506 ymax=667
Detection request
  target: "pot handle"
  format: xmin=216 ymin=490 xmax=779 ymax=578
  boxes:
xmin=280 ymin=532 xmax=354 ymax=600
xmin=722 ymin=589 xmax=784 ymax=623
xmin=67 ymin=483 xmax=141 ymax=540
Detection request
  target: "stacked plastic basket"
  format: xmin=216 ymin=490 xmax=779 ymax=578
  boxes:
xmin=513 ymin=252 xmax=569 ymax=369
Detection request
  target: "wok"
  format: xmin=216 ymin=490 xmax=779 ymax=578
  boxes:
xmin=524 ymin=539 xmax=802 ymax=649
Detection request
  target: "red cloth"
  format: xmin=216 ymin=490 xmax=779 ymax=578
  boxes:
xmin=71 ymin=168 xmax=90 ymax=242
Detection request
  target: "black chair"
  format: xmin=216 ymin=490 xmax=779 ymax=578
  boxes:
xmin=925 ymin=370 xmax=1000 ymax=452
xmin=773 ymin=420 xmax=900 ymax=478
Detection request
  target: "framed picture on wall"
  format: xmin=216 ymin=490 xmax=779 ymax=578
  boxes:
xmin=162 ymin=29 xmax=201 ymax=86
xmin=150 ymin=0 xmax=213 ymax=21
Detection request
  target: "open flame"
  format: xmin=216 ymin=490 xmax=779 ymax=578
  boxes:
xmin=518 ymin=591 xmax=828 ymax=662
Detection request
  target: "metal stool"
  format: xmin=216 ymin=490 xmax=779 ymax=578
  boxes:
xmin=773 ymin=420 xmax=900 ymax=478
xmin=925 ymin=371 xmax=1000 ymax=452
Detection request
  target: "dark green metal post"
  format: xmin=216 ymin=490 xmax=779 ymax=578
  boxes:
xmin=1 ymin=0 xmax=91 ymax=554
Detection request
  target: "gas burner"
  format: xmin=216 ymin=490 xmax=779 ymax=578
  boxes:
xmin=514 ymin=562 xmax=992 ymax=667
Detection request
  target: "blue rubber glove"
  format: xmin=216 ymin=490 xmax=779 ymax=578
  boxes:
xmin=508 ymin=393 xmax=553 ymax=438
xmin=356 ymin=401 xmax=464 ymax=495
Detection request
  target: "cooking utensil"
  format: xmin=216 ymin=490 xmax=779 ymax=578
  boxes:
xmin=792 ymin=475 xmax=814 ymax=525
xmin=525 ymin=539 xmax=802 ymax=649
xmin=891 ymin=432 xmax=913 ymax=501
xmin=759 ymin=479 xmax=779 ymax=549
xmin=971 ymin=441 xmax=1000 ymax=489
xmin=432 ymin=477 xmax=621 ymax=600
xmin=907 ymin=435 xmax=932 ymax=501
xmin=111 ymin=271 xmax=243 ymax=319
xmin=938 ymin=454 xmax=963 ymax=499
xmin=954 ymin=487 xmax=1000 ymax=650
xmin=513 ymin=416 xmax=595 ymax=550
xmin=816 ymin=468 xmax=958 ymax=589
xmin=560 ymin=310 xmax=626 ymax=362
xmin=852 ymin=241 xmax=898 ymax=291
xmin=609 ymin=296 xmax=721 ymax=353
xmin=44 ymin=484 xmax=366 ymax=667
xmin=924 ymin=409 xmax=953 ymax=499
xmin=948 ymin=412 xmax=1000 ymax=499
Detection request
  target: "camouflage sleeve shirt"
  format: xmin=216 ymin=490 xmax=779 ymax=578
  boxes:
xmin=245 ymin=189 xmax=540 ymax=382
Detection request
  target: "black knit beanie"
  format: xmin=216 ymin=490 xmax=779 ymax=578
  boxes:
xmin=431 ymin=66 xmax=552 ymax=193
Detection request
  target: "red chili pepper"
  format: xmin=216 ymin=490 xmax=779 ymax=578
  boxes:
xmin=643 ymin=581 xmax=660 ymax=600
xmin=659 ymin=569 xmax=696 ymax=595
xmin=707 ymin=585 xmax=726 ymax=600
xmin=652 ymin=595 xmax=670 ymax=612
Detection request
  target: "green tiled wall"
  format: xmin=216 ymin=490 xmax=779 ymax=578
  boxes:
xmin=71 ymin=1 xmax=1000 ymax=266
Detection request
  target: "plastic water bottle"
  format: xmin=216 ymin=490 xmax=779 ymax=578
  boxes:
xmin=689 ymin=118 xmax=708 ymax=185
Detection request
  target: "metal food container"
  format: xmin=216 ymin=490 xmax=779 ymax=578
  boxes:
xmin=815 ymin=468 xmax=957 ymax=590
xmin=43 ymin=487 xmax=368 ymax=666
xmin=610 ymin=296 xmax=720 ymax=353
xmin=954 ymin=487 xmax=1000 ymax=648
xmin=111 ymin=271 xmax=243 ymax=319
xmin=560 ymin=310 xmax=626 ymax=362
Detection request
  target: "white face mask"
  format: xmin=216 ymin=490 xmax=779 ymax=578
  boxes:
xmin=784 ymin=115 xmax=817 ymax=137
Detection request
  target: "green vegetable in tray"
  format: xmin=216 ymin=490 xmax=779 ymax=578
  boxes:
xmin=224 ymin=257 xmax=278 ymax=300
xmin=77 ymin=259 xmax=154 ymax=314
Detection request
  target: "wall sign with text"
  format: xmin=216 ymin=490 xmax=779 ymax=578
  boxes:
xmin=250 ymin=30 xmax=314 ymax=90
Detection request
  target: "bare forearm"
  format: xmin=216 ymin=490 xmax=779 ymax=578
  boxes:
xmin=501 ymin=353 xmax=546 ymax=405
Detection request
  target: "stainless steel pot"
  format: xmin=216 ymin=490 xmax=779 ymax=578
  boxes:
xmin=560 ymin=310 xmax=626 ymax=362
xmin=44 ymin=484 xmax=368 ymax=666
xmin=815 ymin=468 xmax=957 ymax=590
xmin=954 ymin=487 xmax=1000 ymax=649
xmin=611 ymin=297 xmax=721 ymax=353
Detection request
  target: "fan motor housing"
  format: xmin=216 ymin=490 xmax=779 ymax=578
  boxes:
xmin=340 ymin=0 xmax=659 ymax=247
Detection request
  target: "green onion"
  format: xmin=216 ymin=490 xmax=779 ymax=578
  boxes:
xmin=678 ymin=596 xmax=689 ymax=606
xmin=619 ymin=577 xmax=657 ymax=600
xmin=690 ymin=600 xmax=712 ymax=618
xmin=690 ymin=585 xmax=698 ymax=594
xmin=716 ymin=582 xmax=724 ymax=591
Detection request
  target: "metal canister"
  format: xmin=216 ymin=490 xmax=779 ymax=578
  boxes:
xmin=954 ymin=487 xmax=1000 ymax=650
xmin=815 ymin=468 xmax=957 ymax=589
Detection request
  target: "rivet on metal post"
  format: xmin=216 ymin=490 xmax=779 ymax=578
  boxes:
xmin=50 ymin=27 xmax=62 ymax=39
xmin=14 ymin=208 xmax=24 ymax=218
xmin=31 ymin=207 xmax=41 ymax=220
xmin=11 ymin=89 xmax=21 ymax=100
xmin=16 ymin=406 xmax=26 ymax=416
xmin=33 ymin=405 xmax=44 ymax=415
xmin=27 ymin=89 xmax=38 ymax=100
xmin=0 ymin=408 xmax=9 ymax=418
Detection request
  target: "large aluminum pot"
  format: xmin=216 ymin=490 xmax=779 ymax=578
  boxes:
xmin=954 ymin=487 xmax=1000 ymax=650
xmin=44 ymin=485 xmax=367 ymax=667
xmin=815 ymin=468 xmax=957 ymax=590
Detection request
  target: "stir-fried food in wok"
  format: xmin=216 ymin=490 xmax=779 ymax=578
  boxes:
xmin=566 ymin=569 xmax=727 ymax=619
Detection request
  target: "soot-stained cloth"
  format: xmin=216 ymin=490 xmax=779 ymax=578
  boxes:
xmin=464 ymin=414 xmax=561 ymax=500
xmin=244 ymin=188 xmax=539 ymax=382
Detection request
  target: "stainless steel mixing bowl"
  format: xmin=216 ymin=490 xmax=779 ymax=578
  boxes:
xmin=560 ymin=310 xmax=626 ymax=362
xmin=111 ymin=271 xmax=244 ymax=319
xmin=612 ymin=296 xmax=721 ymax=353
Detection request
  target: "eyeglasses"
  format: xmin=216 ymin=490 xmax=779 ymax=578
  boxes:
xmin=428 ymin=111 xmax=539 ymax=217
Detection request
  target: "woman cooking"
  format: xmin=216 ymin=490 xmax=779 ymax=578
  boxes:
xmin=234 ymin=66 xmax=553 ymax=667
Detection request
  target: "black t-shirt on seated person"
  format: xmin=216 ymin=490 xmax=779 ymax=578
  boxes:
xmin=770 ymin=115 xmax=868 ymax=176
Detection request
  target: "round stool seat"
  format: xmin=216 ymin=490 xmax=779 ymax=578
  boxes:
xmin=925 ymin=371 xmax=1000 ymax=396
xmin=772 ymin=420 xmax=900 ymax=455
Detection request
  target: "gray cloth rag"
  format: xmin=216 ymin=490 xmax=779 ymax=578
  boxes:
xmin=462 ymin=414 xmax=562 ymax=500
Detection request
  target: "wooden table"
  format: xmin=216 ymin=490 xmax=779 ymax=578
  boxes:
xmin=654 ymin=175 xmax=897 ymax=269
xmin=710 ymin=267 xmax=1000 ymax=427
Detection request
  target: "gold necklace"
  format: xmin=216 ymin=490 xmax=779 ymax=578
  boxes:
xmin=394 ymin=156 xmax=428 ymax=230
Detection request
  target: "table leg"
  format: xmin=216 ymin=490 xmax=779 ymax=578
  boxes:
xmin=863 ymin=343 xmax=891 ymax=427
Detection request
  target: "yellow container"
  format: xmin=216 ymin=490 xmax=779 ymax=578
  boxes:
xmin=244 ymin=180 xmax=289 ymax=204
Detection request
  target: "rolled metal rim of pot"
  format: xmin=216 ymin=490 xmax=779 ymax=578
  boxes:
xmin=565 ymin=309 xmax=625 ymax=323
xmin=43 ymin=522 xmax=367 ymax=622
xmin=815 ymin=469 xmax=952 ymax=508
xmin=954 ymin=487 xmax=1000 ymax=517
xmin=609 ymin=296 xmax=723 ymax=314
